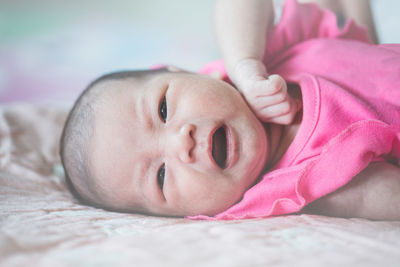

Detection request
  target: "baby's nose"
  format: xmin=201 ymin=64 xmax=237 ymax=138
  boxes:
xmin=171 ymin=123 xmax=195 ymax=163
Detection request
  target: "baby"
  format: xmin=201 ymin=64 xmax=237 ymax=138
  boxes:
xmin=60 ymin=66 xmax=301 ymax=216
xmin=61 ymin=0 xmax=400 ymax=220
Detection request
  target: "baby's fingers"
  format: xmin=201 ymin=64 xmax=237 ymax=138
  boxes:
xmin=243 ymin=78 xmax=287 ymax=113
xmin=267 ymin=112 xmax=298 ymax=125
xmin=244 ymin=74 xmax=286 ymax=98
xmin=250 ymin=89 xmax=288 ymax=110
xmin=257 ymin=98 xmax=302 ymax=125
xmin=257 ymin=101 xmax=292 ymax=117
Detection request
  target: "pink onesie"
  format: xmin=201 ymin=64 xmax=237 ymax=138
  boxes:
xmin=190 ymin=0 xmax=400 ymax=220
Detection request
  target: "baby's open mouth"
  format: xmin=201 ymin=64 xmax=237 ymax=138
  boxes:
xmin=212 ymin=126 xmax=227 ymax=169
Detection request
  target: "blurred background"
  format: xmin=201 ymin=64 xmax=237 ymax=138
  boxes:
xmin=0 ymin=0 xmax=399 ymax=106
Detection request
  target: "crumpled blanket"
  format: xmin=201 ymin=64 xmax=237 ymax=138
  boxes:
xmin=1 ymin=105 xmax=400 ymax=267
xmin=0 ymin=105 xmax=67 ymax=188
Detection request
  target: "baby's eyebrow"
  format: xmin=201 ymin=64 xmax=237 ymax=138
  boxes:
xmin=136 ymin=93 xmax=149 ymax=128
xmin=137 ymin=87 xmax=159 ymax=133
xmin=133 ymin=159 xmax=150 ymax=205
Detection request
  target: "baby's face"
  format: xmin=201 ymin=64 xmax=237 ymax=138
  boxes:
xmin=90 ymin=71 xmax=268 ymax=216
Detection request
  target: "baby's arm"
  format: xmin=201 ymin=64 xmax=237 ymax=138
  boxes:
xmin=300 ymin=0 xmax=378 ymax=43
xmin=303 ymin=162 xmax=400 ymax=221
xmin=340 ymin=0 xmax=378 ymax=44
xmin=214 ymin=0 xmax=301 ymax=125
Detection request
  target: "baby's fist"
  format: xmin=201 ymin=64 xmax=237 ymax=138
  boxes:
xmin=233 ymin=59 xmax=301 ymax=125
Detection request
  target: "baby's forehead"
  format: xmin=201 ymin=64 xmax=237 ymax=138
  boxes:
xmin=94 ymin=72 xmax=175 ymax=107
xmin=87 ymin=116 xmax=148 ymax=212
xmin=88 ymin=78 xmax=156 ymax=209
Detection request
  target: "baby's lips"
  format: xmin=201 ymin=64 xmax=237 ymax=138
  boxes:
xmin=225 ymin=125 xmax=238 ymax=169
xmin=208 ymin=125 xmax=223 ymax=170
xmin=211 ymin=126 xmax=228 ymax=169
xmin=209 ymin=123 xmax=238 ymax=170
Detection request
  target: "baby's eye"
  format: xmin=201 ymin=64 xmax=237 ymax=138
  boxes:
xmin=159 ymin=96 xmax=167 ymax=122
xmin=157 ymin=164 xmax=165 ymax=190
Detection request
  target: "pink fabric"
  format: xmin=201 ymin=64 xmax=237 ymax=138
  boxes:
xmin=190 ymin=0 xmax=400 ymax=220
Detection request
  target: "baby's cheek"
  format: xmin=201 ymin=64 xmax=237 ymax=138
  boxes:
xmin=172 ymin=172 xmax=228 ymax=215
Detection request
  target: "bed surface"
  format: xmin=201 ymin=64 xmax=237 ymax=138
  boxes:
xmin=0 ymin=105 xmax=399 ymax=267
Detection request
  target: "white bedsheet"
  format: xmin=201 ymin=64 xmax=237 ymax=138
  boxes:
xmin=1 ymin=105 xmax=399 ymax=267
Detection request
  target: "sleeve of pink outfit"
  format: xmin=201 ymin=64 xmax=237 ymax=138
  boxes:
xmin=190 ymin=0 xmax=400 ymax=220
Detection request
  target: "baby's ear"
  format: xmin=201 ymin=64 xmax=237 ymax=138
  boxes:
xmin=150 ymin=64 xmax=184 ymax=72
xmin=208 ymin=70 xmax=224 ymax=80
xmin=166 ymin=65 xmax=184 ymax=72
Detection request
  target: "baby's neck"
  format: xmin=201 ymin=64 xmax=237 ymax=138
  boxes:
xmin=263 ymin=111 xmax=302 ymax=170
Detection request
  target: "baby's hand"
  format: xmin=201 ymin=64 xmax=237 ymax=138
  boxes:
xmin=233 ymin=58 xmax=301 ymax=125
